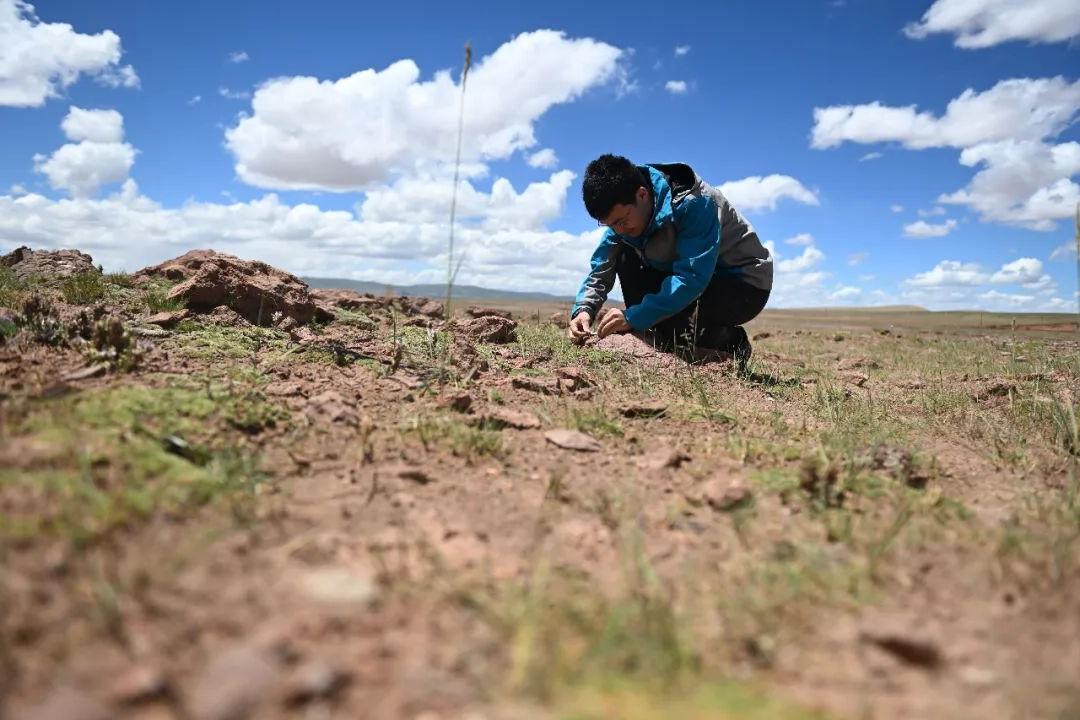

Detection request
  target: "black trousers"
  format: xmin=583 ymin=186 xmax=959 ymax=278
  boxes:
xmin=617 ymin=250 xmax=770 ymax=350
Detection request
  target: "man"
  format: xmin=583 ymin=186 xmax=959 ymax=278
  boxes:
xmin=568 ymin=154 xmax=772 ymax=363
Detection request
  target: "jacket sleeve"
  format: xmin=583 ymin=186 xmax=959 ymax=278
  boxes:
xmin=571 ymin=231 xmax=620 ymax=320
xmin=623 ymin=196 xmax=721 ymax=330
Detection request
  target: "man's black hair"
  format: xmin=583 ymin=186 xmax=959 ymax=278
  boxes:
xmin=582 ymin=154 xmax=649 ymax=220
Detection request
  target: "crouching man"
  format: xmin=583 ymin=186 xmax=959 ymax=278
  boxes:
xmin=569 ymin=154 xmax=772 ymax=364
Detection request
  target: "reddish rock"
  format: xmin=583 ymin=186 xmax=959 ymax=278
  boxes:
xmin=480 ymin=407 xmax=542 ymax=430
xmin=134 ymin=250 xmax=331 ymax=326
xmin=456 ymin=315 xmax=517 ymax=344
xmin=310 ymin=288 xmax=388 ymax=311
xmin=1 ymin=246 xmax=98 ymax=280
xmin=439 ymin=391 xmax=473 ymax=413
xmin=689 ymin=476 xmax=752 ymax=511
xmin=466 ymin=306 xmax=512 ymax=320
xmin=548 ymin=312 xmax=569 ymax=329
xmin=544 ymin=429 xmax=602 ymax=452
xmin=146 ymin=308 xmax=190 ymax=327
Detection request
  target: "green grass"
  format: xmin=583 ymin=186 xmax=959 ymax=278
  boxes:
xmin=0 ymin=381 xmax=280 ymax=546
xmin=402 ymin=414 xmax=504 ymax=462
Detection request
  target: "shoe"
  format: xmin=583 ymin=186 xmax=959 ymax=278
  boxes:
xmin=731 ymin=326 xmax=752 ymax=371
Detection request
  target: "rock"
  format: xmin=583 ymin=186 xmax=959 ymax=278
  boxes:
xmin=636 ymin=449 xmax=691 ymax=470
xmin=511 ymin=376 xmax=560 ymax=395
xmin=439 ymin=391 xmax=472 ymax=413
xmin=466 ymin=306 xmax=512 ymax=320
xmin=417 ymin=299 xmax=445 ymax=318
xmin=305 ymin=390 xmax=358 ymax=426
xmin=480 ymin=407 xmax=542 ymax=430
xmin=189 ymin=645 xmax=281 ymax=720
xmin=299 ymin=567 xmax=377 ymax=606
xmin=134 ymin=250 xmax=331 ymax=326
xmin=548 ymin=312 xmax=569 ymax=329
xmin=146 ymin=309 xmax=190 ymax=327
xmin=555 ymin=366 xmax=594 ymax=392
xmin=20 ymin=686 xmax=110 ymax=720
xmin=751 ymin=331 xmax=771 ymax=340
xmin=107 ymin=666 xmax=169 ymax=705
xmin=284 ymin=660 xmax=350 ymax=705
xmin=975 ymin=381 xmax=1015 ymax=401
xmin=544 ymin=429 xmax=602 ymax=452
xmin=1 ymin=246 xmax=98 ymax=280
xmin=837 ymin=356 xmax=881 ymax=371
xmin=842 ymin=371 xmax=869 ymax=387
xmin=619 ymin=400 xmax=668 ymax=418
xmin=310 ymin=288 xmax=388 ymax=311
xmin=379 ymin=463 xmax=436 ymax=485
xmin=61 ymin=363 xmax=109 ymax=381
xmin=456 ymin=315 xmax=517 ymax=344
xmin=859 ymin=625 xmax=944 ymax=669
xmin=857 ymin=444 xmax=930 ymax=489
xmin=689 ymin=476 xmax=753 ymax=511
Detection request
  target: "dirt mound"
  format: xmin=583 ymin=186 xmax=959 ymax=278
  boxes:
xmin=134 ymin=250 xmax=332 ymax=326
xmin=1 ymin=246 xmax=98 ymax=280
xmin=310 ymin=289 xmax=389 ymax=312
xmin=466 ymin=306 xmax=513 ymax=320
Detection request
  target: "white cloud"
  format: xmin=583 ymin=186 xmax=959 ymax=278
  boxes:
xmin=977 ymin=289 xmax=1036 ymax=307
xmin=813 ymin=77 xmax=1080 ymax=231
xmin=830 ymin=286 xmax=862 ymax=301
xmin=229 ymin=51 xmax=249 ymax=63
xmin=32 ymin=106 xmax=135 ymax=198
xmin=890 ymin=204 xmax=904 ymax=213
xmin=674 ymin=45 xmax=690 ymax=56
xmin=859 ymin=152 xmax=883 ymax=162
xmin=718 ymin=174 xmax=819 ymax=211
xmin=989 ymin=257 xmax=1043 ymax=284
xmin=218 ymin=86 xmax=251 ymax=100
xmin=60 ymin=106 xmax=123 ymax=143
xmin=904 ymin=0 xmax=1080 ymax=48
xmin=903 ymin=218 xmax=958 ymax=237
xmin=937 ymin=140 xmax=1080 ymax=230
xmin=918 ymin=206 xmax=947 ymax=217
xmin=777 ymin=245 xmax=825 ymax=273
xmin=526 ymin=148 xmax=558 ymax=169
xmin=848 ymin=251 xmax=868 ymax=266
xmin=906 ymin=260 xmax=988 ymax=286
xmin=224 ymin=30 xmax=625 ymax=191
xmin=10 ymin=183 xmax=26 ymax=195
xmin=0 ymin=0 xmax=139 ymax=106
xmin=665 ymin=80 xmax=688 ymax=94
xmin=0 ymin=181 xmax=604 ymax=296
xmin=784 ymin=233 xmax=814 ymax=246
xmin=811 ymin=77 xmax=1080 ymax=151
xmin=188 ymin=95 xmax=202 ymax=105
xmin=1049 ymin=241 xmax=1077 ymax=260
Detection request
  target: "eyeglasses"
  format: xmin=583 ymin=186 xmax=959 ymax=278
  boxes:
xmin=597 ymin=207 xmax=633 ymax=233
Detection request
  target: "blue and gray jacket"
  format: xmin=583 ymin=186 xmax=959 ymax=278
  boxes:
xmin=571 ymin=162 xmax=772 ymax=330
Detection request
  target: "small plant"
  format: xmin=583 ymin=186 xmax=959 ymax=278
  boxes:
xmin=60 ymin=271 xmax=108 ymax=305
xmin=20 ymin=293 xmax=66 ymax=346
xmin=143 ymin=280 xmax=186 ymax=312
xmin=0 ymin=266 xmax=28 ymax=308
xmin=87 ymin=315 xmax=144 ymax=371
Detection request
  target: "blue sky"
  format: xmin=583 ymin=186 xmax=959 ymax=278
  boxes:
xmin=1 ymin=0 xmax=1078 ymax=311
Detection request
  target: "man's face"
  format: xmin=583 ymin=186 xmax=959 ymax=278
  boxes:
xmin=599 ymin=186 xmax=652 ymax=237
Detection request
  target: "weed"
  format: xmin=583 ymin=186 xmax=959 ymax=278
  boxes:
xmin=403 ymin=414 xmax=503 ymax=462
xmin=60 ymin=271 xmax=108 ymax=305
xmin=142 ymin=279 xmax=186 ymax=312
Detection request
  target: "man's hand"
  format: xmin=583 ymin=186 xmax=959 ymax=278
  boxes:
xmin=597 ymin=308 xmax=631 ymax=338
xmin=568 ymin=311 xmax=593 ymax=344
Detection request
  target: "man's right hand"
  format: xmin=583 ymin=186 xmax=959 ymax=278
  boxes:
xmin=568 ymin=312 xmax=592 ymax=344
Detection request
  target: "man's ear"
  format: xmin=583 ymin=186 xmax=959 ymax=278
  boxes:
xmin=636 ymin=186 xmax=649 ymax=203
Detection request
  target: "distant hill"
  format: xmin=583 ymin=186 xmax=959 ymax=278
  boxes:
xmin=302 ymin=277 xmax=576 ymax=303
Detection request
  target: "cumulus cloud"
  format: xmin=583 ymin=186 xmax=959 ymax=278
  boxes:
xmin=0 ymin=0 xmax=138 ymax=107
xmin=33 ymin=106 xmax=135 ymax=197
xmin=812 ymin=77 xmax=1080 ymax=230
xmin=906 ymin=260 xmax=987 ymax=286
xmin=665 ymin=80 xmax=687 ymax=94
xmin=718 ymin=174 xmax=819 ymax=211
xmin=904 ymin=0 xmax=1080 ymax=48
xmin=989 ymin=257 xmax=1044 ymax=284
xmin=777 ymin=245 xmax=825 ymax=273
xmin=784 ymin=233 xmax=814 ymax=246
xmin=224 ymin=30 xmax=625 ymax=191
xmin=674 ymin=45 xmax=690 ymax=56
xmin=811 ymin=77 xmax=1080 ymax=150
xmin=0 ymin=181 xmax=602 ymax=296
xmin=229 ymin=51 xmax=249 ymax=63
xmin=526 ymin=148 xmax=558 ymax=169
xmin=903 ymin=219 xmax=958 ymax=237
xmin=218 ymin=86 xmax=251 ymax=100
xmin=905 ymin=257 xmax=1056 ymax=296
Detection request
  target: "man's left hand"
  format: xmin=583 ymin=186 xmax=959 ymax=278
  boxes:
xmin=597 ymin=308 xmax=631 ymax=338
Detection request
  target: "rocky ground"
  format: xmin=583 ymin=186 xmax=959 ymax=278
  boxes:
xmin=1 ymin=247 xmax=1078 ymax=720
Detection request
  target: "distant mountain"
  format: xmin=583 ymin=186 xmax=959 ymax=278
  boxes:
xmin=302 ymin=277 xmax=575 ymax=303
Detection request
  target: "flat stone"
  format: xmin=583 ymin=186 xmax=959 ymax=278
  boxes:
xmin=189 ymin=645 xmax=280 ymax=720
xmin=619 ymin=400 xmax=668 ymax=418
xmin=481 ymin=407 xmax=541 ymax=430
xmin=544 ymin=429 xmax=602 ymax=452
xmin=61 ymin=363 xmax=109 ymax=381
